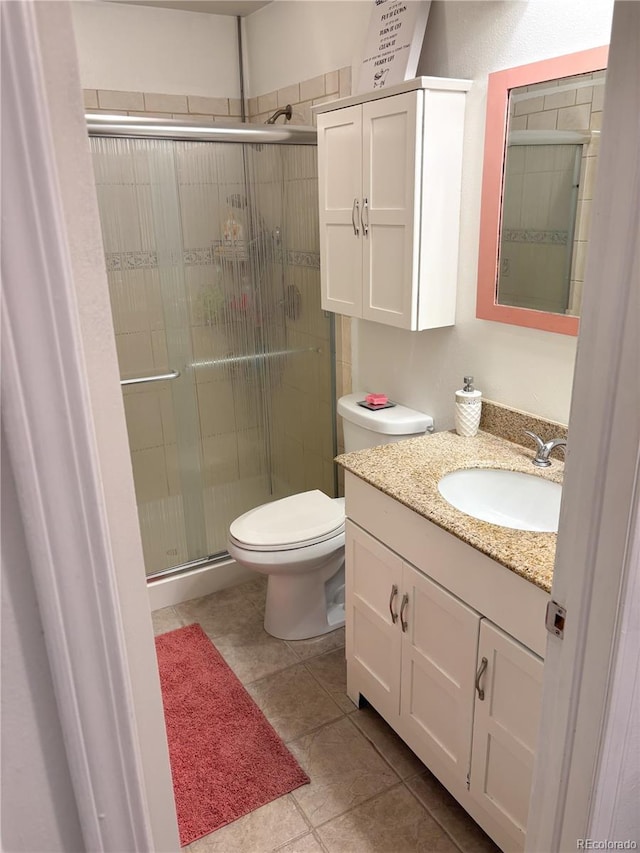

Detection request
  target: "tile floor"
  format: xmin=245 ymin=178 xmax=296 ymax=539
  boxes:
xmin=152 ymin=577 xmax=500 ymax=853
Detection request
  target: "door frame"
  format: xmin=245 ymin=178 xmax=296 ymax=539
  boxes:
xmin=526 ymin=3 xmax=640 ymax=848
xmin=1 ymin=2 xmax=179 ymax=849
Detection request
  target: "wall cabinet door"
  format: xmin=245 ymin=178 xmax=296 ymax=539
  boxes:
xmin=361 ymin=92 xmax=422 ymax=328
xmin=398 ymin=562 xmax=480 ymax=786
xmin=345 ymin=521 xmax=403 ymax=725
xmin=469 ymin=619 xmax=544 ymax=851
xmin=317 ymin=105 xmax=363 ymax=318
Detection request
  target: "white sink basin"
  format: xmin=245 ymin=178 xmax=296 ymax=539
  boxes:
xmin=437 ymin=468 xmax=562 ymax=532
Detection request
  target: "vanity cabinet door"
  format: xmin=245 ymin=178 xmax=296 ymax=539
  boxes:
xmin=345 ymin=520 xmax=403 ymax=725
xmin=469 ymin=619 xmax=544 ymax=852
xmin=398 ymin=562 xmax=481 ymax=788
xmin=317 ymin=105 xmax=363 ymax=319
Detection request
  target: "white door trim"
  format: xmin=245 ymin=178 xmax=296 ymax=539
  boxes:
xmin=526 ymin=4 xmax=640 ymax=849
xmin=1 ymin=3 xmax=161 ymax=848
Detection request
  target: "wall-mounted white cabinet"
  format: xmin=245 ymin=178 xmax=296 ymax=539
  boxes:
xmin=315 ymin=77 xmax=470 ymax=330
xmin=344 ymin=472 xmax=548 ymax=852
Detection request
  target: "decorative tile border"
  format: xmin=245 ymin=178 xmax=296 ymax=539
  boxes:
xmin=106 ymin=251 xmax=157 ymax=271
xmin=287 ymin=250 xmax=320 ymax=269
xmin=105 ymin=247 xmax=320 ymax=271
xmin=502 ymin=229 xmax=568 ymax=245
xmin=184 ymin=248 xmax=214 ymax=266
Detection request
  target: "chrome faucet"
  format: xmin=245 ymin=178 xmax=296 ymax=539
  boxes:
xmin=524 ymin=430 xmax=567 ymax=467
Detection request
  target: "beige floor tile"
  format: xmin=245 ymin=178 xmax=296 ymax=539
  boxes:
xmin=288 ymin=716 xmax=399 ymax=827
xmin=285 ymin=627 xmax=345 ymax=662
xmin=407 ymin=772 xmax=500 ymax=852
xmin=187 ymin=794 xmax=308 ymax=853
xmin=151 ymin=605 xmax=184 ymax=636
xmin=240 ymin=575 xmax=268 ymax=612
xmin=175 ymin=586 xmax=263 ymax=638
xmin=304 ymin=648 xmax=355 ymax=713
xmin=247 ymin=663 xmax=343 ymax=742
xmin=350 ymin=706 xmax=426 ymax=779
xmin=214 ymin=621 xmax=299 ymax=684
xmin=317 ymin=784 xmax=459 ymax=853
xmin=272 ymin=832 xmax=324 ymax=853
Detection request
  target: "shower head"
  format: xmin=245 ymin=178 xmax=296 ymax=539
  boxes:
xmin=266 ymin=105 xmax=292 ymax=125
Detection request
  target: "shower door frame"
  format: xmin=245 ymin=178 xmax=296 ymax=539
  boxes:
xmin=88 ymin=115 xmax=338 ymax=582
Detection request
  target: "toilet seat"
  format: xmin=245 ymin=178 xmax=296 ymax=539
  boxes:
xmin=229 ymin=491 xmax=345 ymax=552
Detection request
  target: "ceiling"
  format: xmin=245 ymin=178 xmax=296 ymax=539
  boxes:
xmin=108 ymin=0 xmax=271 ymax=16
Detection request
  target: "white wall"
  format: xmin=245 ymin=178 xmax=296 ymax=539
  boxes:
xmin=243 ymin=0 xmax=370 ymax=97
xmin=1 ymin=433 xmax=84 ymax=853
xmin=355 ymin=0 xmax=614 ymax=427
xmin=70 ymin=0 xmax=240 ymax=97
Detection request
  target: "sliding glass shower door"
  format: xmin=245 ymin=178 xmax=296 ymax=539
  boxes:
xmin=91 ymin=134 xmax=335 ymax=576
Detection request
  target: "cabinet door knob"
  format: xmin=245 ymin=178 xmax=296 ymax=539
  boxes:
xmin=389 ymin=584 xmax=399 ymax=623
xmin=475 ymin=656 xmax=488 ymax=700
xmin=361 ymin=197 xmax=369 ymax=236
xmin=400 ymin=592 xmax=409 ymax=632
xmin=352 ymin=198 xmax=360 ymax=236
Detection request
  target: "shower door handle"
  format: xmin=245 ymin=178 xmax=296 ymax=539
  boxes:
xmin=361 ymin=197 xmax=369 ymax=236
xmin=352 ymin=198 xmax=360 ymax=236
xmin=120 ymin=369 xmax=180 ymax=386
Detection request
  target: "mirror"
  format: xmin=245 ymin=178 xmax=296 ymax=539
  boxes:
xmin=477 ymin=46 xmax=608 ymax=335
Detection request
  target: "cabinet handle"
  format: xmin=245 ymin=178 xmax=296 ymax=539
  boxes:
xmin=475 ymin=656 xmax=488 ymax=701
xmin=389 ymin=584 xmax=399 ymax=623
xmin=361 ymin=197 xmax=369 ymax=236
xmin=400 ymin=592 xmax=409 ymax=632
xmin=352 ymin=198 xmax=360 ymax=236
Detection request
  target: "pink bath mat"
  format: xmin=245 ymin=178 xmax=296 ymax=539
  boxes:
xmin=155 ymin=623 xmax=309 ymax=846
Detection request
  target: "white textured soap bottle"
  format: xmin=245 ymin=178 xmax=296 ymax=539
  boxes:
xmin=455 ymin=376 xmax=482 ymax=437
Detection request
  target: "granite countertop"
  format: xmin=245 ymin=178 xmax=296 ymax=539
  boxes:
xmin=336 ymin=430 xmax=564 ymax=593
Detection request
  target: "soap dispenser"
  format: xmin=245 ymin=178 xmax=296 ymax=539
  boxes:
xmin=455 ymin=376 xmax=482 ymax=437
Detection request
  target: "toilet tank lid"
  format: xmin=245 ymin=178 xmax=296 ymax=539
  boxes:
xmin=229 ymin=490 xmax=344 ymax=547
xmin=337 ymin=393 xmax=433 ymax=435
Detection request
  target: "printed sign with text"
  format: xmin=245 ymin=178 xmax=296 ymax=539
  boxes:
xmin=357 ymin=0 xmax=431 ymax=94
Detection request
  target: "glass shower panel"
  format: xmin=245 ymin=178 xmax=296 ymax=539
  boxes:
xmin=92 ymin=137 xmax=208 ymax=573
xmin=91 ymin=133 xmax=335 ymax=579
xmin=243 ymin=143 xmax=335 ymax=501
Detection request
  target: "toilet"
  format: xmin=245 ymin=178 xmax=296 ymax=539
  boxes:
xmin=227 ymin=393 xmax=433 ymax=640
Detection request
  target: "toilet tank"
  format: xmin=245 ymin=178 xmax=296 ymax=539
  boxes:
xmin=337 ymin=393 xmax=434 ymax=452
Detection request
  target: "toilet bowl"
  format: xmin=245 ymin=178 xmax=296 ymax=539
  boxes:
xmin=228 ymin=393 xmax=433 ymax=641
xmin=227 ymin=491 xmax=346 ymax=640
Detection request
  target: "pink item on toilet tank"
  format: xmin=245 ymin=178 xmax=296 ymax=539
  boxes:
xmin=365 ymin=393 xmax=388 ymax=406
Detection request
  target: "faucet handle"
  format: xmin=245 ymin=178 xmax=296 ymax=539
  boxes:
xmin=523 ymin=430 xmax=545 ymax=452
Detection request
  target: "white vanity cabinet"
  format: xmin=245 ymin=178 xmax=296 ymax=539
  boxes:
xmin=344 ymin=472 xmax=548 ymax=853
xmin=315 ymin=78 xmax=469 ymax=331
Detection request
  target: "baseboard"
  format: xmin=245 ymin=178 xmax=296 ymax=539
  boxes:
xmin=147 ymin=558 xmax=257 ymax=610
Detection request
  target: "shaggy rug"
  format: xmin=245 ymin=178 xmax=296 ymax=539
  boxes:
xmin=155 ymin=623 xmax=309 ymax=846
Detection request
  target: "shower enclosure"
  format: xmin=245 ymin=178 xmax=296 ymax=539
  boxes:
xmin=88 ymin=117 xmax=336 ymax=578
